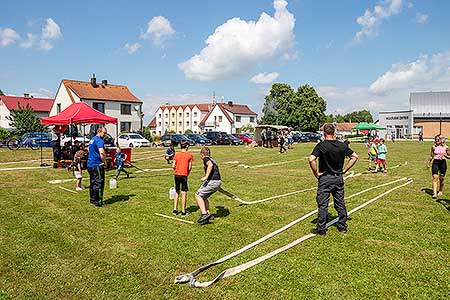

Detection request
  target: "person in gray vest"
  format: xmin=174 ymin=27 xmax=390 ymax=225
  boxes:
xmin=309 ymin=123 xmax=358 ymax=235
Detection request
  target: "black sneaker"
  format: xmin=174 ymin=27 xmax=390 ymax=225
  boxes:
xmin=197 ymin=213 xmax=212 ymax=223
xmin=310 ymin=228 xmax=326 ymax=236
xmin=172 ymin=210 xmax=179 ymax=215
xmin=337 ymin=227 xmax=348 ymax=234
xmin=181 ymin=211 xmax=190 ymax=217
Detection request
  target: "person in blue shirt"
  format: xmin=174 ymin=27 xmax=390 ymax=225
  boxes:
xmin=87 ymin=127 xmax=107 ymax=207
xmin=114 ymin=146 xmax=130 ymax=179
xmin=165 ymin=143 xmax=176 ymax=164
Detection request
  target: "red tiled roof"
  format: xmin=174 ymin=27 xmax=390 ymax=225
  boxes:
xmin=148 ymin=117 xmax=156 ymax=128
xmin=221 ymin=103 xmax=257 ymax=115
xmin=62 ymin=79 xmax=141 ymax=103
xmin=159 ymin=103 xmax=211 ymax=112
xmin=199 ymin=103 xmax=234 ymax=126
xmin=0 ymin=95 xmax=54 ymax=112
xmin=320 ymin=123 xmax=358 ymax=131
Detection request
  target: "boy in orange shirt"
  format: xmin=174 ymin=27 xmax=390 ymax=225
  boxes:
xmin=172 ymin=142 xmax=194 ymax=216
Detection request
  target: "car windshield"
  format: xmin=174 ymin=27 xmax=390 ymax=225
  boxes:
xmin=129 ymin=134 xmax=144 ymax=139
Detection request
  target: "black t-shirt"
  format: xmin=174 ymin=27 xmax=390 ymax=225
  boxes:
xmin=311 ymin=140 xmax=354 ymax=175
xmin=203 ymin=157 xmax=221 ymax=180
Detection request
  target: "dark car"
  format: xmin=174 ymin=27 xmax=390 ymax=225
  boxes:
xmin=172 ymin=134 xmax=195 ymax=146
xmin=160 ymin=134 xmax=174 ymax=147
xmin=22 ymin=132 xmax=52 ymax=147
xmin=292 ymin=132 xmax=310 ymax=143
xmin=187 ymin=134 xmax=213 ymax=146
xmin=203 ymin=131 xmax=231 ymax=145
xmin=227 ymin=134 xmax=243 ymax=145
xmin=303 ymin=132 xmax=323 ymax=142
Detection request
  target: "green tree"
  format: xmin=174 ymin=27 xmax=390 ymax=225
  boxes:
xmin=296 ymin=84 xmax=327 ymax=131
xmin=6 ymin=103 xmax=47 ymax=136
xmin=261 ymin=83 xmax=295 ymax=125
xmin=184 ymin=129 xmax=193 ymax=135
xmin=0 ymin=89 xmax=4 ymax=96
xmin=0 ymin=127 xmax=11 ymax=139
xmin=331 ymin=110 xmax=373 ymax=123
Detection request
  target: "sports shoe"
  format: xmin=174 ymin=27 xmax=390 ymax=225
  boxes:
xmin=76 ymin=187 xmax=83 ymax=191
xmin=181 ymin=211 xmax=190 ymax=217
xmin=172 ymin=210 xmax=179 ymax=215
xmin=197 ymin=213 xmax=212 ymax=223
xmin=310 ymin=228 xmax=326 ymax=236
xmin=337 ymin=227 xmax=348 ymax=234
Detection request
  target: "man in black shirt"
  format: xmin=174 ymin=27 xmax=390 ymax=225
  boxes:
xmin=195 ymin=147 xmax=222 ymax=224
xmin=309 ymin=123 xmax=358 ymax=235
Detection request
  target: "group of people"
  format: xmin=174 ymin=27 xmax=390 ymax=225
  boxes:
xmin=366 ymin=137 xmax=388 ymax=173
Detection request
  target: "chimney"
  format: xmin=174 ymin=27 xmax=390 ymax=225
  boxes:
xmin=23 ymin=93 xmax=30 ymax=98
xmin=90 ymin=74 xmax=97 ymax=87
xmin=227 ymin=100 xmax=233 ymax=106
xmin=102 ymin=79 xmax=108 ymax=86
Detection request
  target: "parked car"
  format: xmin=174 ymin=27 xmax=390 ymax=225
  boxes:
xmin=160 ymin=134 xmax=174 ymax=147
xmin=303 ymin=132 xmax=323 ymax=142
xmin=60 ymin=133 xmax=90 ymax=146
xmin=203 ymin=131 xmax=231 ymax=145
xmin=171 ymin=134 xmax=195 ymax=146
xmin=22 ymin=132 xmax=52 ymax=147
xmin=118 ymin=133 xmax=150 ymax=148
xmin=292 ymin=131 xmax=310 ymax=143
xmin=187 ymin=134 xmax=213 ymax=146
xmin=232 ymin=133 xmax=253 ymax=145
xmin=228 ymin=134 xmax=243 ymax=145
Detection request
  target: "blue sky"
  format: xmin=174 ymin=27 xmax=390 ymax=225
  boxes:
xmin=1 ymin=0 xmax=450 ymax=123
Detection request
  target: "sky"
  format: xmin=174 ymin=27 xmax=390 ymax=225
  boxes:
xmin=1 ymin=0 xmax=450 ymax=124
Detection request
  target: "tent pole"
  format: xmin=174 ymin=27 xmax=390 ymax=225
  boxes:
xmin=116 ymin=123 xmax=119 ymax=146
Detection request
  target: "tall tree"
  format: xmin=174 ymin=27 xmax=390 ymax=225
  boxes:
xmin=261 ymin=83 xmax=295 ymax=125
xmin=6 ymin=103 xmax=47 ymax=136
xmin=296 ymin=84 xmax=327 ymax=131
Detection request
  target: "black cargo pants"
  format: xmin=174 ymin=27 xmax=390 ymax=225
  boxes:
xmin=316 ymin=173 xmax=347 ymax=232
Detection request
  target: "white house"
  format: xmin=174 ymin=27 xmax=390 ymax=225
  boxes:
xmin=51 ymin=75 xmax=143 ymax=137
xmin=151 ymin=104 xmax=211 ymax=135
xmin=200 ymin=101 xmax=257 ymax=134
xmin=0 ymin=94 xmax=54 ymax=129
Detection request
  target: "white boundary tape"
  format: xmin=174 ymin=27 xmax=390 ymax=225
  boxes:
xmin=154 ymin=213 xmax=194 ymax=224
xmin=183 ymin=178 xmax=413 ymax=288
xmin=133 ymin=154 xmax=164 ymax=161
xmin=58 ymin=186 xmax=78 ymax=194
xmin=48 ymin=179 xmax=76 ymax=184
xmin=0 ymin=166 xmax=51 ymax=171
xmin=238 ymin=158 xmax=306 ymax=169
xmin=0 ymin=158 xmax=52 ymax=165
xmin=175 ymin=177 xmax=410 ymax=286
xmin=135 ymin=167 xmax=172 ymax=173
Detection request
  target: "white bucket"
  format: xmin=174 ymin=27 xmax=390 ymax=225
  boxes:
xmin=169 ymin=187 xmax=176 ymax=199
xmin=109 ymin=178 xmax=117 ymax=189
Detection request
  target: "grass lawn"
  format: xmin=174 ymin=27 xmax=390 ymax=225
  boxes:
xmin=0 ymin=141 xmax=449 ymax=299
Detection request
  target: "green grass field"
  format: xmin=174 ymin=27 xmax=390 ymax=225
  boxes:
xmin=0 ymin=141 xmax=449 ymax=299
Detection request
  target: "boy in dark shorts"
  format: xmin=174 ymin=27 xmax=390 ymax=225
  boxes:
xmin=114 ymin=146 xmax=130 ymax=179
xmin=195 ymin=147 xmax=222 ymax=224
xmin=165 ymin=143 xmax=176 ymax=164
xmin=172 ymin=142 xmax=194 ymax=216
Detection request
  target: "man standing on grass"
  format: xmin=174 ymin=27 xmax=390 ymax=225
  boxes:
xmin=87 ymin=127 xmax=107 ymax=208
xmin=172 ymin=142 xmax=194 ymax=216
xmin=309 ymin=123 xmax=358 ymax=235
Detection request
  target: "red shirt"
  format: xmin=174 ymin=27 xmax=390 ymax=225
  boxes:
xmin=173 ymin=151 xmax=194 ymax=176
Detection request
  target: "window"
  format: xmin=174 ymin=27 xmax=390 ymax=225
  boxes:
xmin=186 ymin=113 xmax=189 ymax=117
xmin=235 ymin=116 xmax=241 ymax=122
xmin=172 ymin=113 xmax=175 ymax=118
xmin=158 ymin=122 xmax=161 ymax=126
xmin=219 ymin=116 xmax=223 ymax=122
xmin=250 ymin=117 xmax=255 ymax=122
xmin=186 ymin=121 xmax=190 ymax=126
xmin=93 ymin=102 xmax=105 ymax=113
xmin=179 ymin=121 xmax=182 ymax=126
xmin=179 ymin=113 xmax=182 ymax=117
xmin=194 ymin=121 xmax=198 ymax=126
xmin=57 ymin=103 xmax=61 ymax=113
xmin=165 ymin=114 xmax=168 ymax=118
xmin=158 ymin=114 xmax=162 ymax=119
xmin=193 ymin=112 xmax=198 ymax=117
xmin=172 ymin=121 xmax=175 ymax=126
xmin=120 ymin=122 xmax=131 ymax=132
xmin=121 ymin=104 xmax=131 ymax=115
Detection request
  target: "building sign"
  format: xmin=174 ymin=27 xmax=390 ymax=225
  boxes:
xmin=386 ymin=115 xmax=409 ymax=120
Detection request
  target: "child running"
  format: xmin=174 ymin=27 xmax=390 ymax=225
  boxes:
xmin=195 ymin=147 xmax=222 ymax=224
xmin=114 ymin=147 xmax=130 ymax=179
xmin=172 ymin=142 xmax=194 ymax=216
xmin=165 ymin=143 xmax=176 ymax=164
xmin=375 ymin=138 xmax=387 ymax=173
xmin=427 ymin=135 xmax=450 ymax=198
xmin=73 ymin=144 xmax=86 ymax=191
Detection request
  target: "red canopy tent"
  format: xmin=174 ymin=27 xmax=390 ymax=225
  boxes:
xmin=41 ymin=102 xmax=117 ymax=125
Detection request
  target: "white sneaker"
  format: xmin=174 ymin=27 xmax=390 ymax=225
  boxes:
xmin=76 ymin=187 xmax=83 ymax=191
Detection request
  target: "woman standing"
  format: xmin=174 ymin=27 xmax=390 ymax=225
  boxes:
xmin=427 ymin=135 xmax=450 ymax=198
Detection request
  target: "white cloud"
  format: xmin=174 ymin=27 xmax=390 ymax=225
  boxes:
xmin=140 ymin=16 xmax=175 ymax=47
xmin=369 ymin=51 xmax=450 ymax=94
xmin=325 ymin=39 xmax=334 ymax=49
xmin=26 ymin=88 xmax=54 ymax=98
xmin=124 ymin=42 xmax=141 ymax=54
xmin=0 ymin=27 xmax=20 ymax=47
xmin=39 ymin=18 xmax=62 ymax=50
xmin=250 ymin=72 xmax=280 ymax=84
xmin=179 ymin=0 xmax=296 ymax=81
xmin=353 ymin=0 xmax=404 ymax=44
xmin=20 ymin=33 xmax=37 ymax=48
xmin=415 ymin=13 xmax=429 ymax=24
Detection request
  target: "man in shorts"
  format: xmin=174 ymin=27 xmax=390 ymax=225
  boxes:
xmin=195 ymin=147 xmax=222 ymax=224
xmin=172 ymin=142 xmax=194 ymax=216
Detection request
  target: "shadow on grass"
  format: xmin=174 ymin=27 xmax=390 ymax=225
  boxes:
xmin=105 ymin=194 xmax=136 ymax=205
xmin=421 ymin=188 xmax=433 ymax=196
xmin=311 ymin=214 xmax=352 ymax=227
xmin=186 ymin=205 xmax=199 ymax=213
xmin=436 ymin=199 xmax=450 ymax=212
xmin=213 ymin=206 xmax=230 ymax=218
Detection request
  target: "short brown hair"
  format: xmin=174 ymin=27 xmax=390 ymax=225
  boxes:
xmin=200 ymin=146 xmax=211 ymax=157
xmin=323 ymin=123 xmax=335 ymax=135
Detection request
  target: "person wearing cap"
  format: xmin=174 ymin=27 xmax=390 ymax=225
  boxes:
xmin=309 ymin=123 xmax=358 ymax=236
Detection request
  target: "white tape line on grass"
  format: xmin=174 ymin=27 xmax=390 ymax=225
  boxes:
xmin=0 ymin=166 xmax=51 ymax=171
xmin=186 ymin=178 xmax=414 ymax=288
xmin=48 ymin=179 xmax=76 ymax=184
xmin=238 ymin=158 xmax=306 ymax=169
xmin=155 ymin=213 xmax=194 ymax=224
xmin=58 ymin=186 xmax=78 ymax=194
xmin=133 ymin=155 xmax=164 ymax=161
xmin=0 ymin=158 xmax=52 ymax=165
xmin=220 ymin=171 xmax=358 ymax=205
xmin=174 ymin=176 xmax=409 ymax=285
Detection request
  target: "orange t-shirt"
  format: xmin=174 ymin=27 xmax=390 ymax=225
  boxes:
xmin=173 ymin=151 xmax=194 ymax=176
